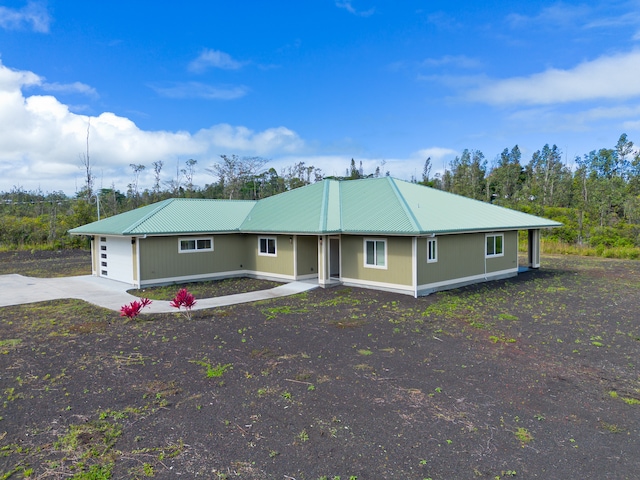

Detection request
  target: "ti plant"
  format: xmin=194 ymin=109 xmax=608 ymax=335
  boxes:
xmin=170 ymin=288 xmax=197 ymax=320
xmin=120 ymin=298 xmax=152 ymax=320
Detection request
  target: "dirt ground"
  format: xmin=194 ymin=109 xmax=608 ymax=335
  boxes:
xmin=1 ymin=251 xmax=639 ymax=479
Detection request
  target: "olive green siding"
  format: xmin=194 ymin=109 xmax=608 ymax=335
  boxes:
xmin=417 ymin=231 xmax=518 ymax=286
xmin=296 ymin=235 xmax=318 ymax=277
xmin=341 ymin=235 xmax=413 ymax=286
xmin=245 ymin=234 xmax=295 ymax=277
xmin=139 ymin=234 xmax=245 ymax=281
xmin=486 ymin=231 xmax=518 ymax=273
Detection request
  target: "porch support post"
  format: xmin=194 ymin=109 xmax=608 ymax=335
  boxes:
xmin=292 ymin=235 xmax=298 ymax=280
xmin=528 ymin=229 xmax=540 ymax=268
xmin=318 ymin=235 xmax=329 ymax=286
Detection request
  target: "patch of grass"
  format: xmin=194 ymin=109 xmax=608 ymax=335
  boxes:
xmin=489 ymin=335 xmax=517 ymax=344
xmin=514 ymin=427 xmax=533 ymax=446
xmin=357 ymin=349 xmax=373 ymax=356
xmin=190 ymin=359 xmax=233 ymax=378
xmin=296 ymin=429 xmax=309 ymax=443
xmin=55 ymin=420 xmax=122 ymax=459
xmin=70 ymin=463 xmax=113 ymax=479
xmin=600 ymin=421 xmax=624 ymax=433
xmin=261 ymin=304 xmax=309 ymax=320
xmin=0 ymin=338 xmax=22 ymax=352
xmin=313 ymin=292 xmax=361 ymax=307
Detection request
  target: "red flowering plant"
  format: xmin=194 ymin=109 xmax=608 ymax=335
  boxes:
xmin=120 ymin=297 xmax=152 ymax=321
xmin=170 ymin=288 xmax=197 ymax=320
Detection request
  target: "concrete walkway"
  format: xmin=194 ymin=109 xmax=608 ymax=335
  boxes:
xmin=0 ymin=274 xmax=318 ymax=314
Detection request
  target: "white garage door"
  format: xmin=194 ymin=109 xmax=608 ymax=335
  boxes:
xmin=98 ymin=236 xmax=134 ymax=284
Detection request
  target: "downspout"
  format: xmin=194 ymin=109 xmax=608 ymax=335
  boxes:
xmin=484 ymin=234 xmax=488 ymax=281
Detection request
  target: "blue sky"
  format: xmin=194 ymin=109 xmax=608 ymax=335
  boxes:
xmin=1 ymin=0 xmax=640 ymax=194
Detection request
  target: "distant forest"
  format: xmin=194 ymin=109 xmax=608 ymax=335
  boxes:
xmin=3 ymin=134 xmax=640 ymax=258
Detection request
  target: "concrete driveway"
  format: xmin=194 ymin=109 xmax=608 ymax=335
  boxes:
xmin=0 ymin=274 xmax=318 ymax=314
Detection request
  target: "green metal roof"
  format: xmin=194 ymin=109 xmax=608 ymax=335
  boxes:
xmin=70 ymin=178 xmax=561 ymax=236
xmin=391 ymin=178 xmax=562 ymax=234
xmin=239 ymin=181 xmax=327 ymax=233
xmin=69 ymin=198 xmax=256 ymax=235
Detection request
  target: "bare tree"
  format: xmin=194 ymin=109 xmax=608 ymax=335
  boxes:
xmin=78 ymin=117 xmax=93 ymax=199
xmin=129 ymin=164 xmax=146 ymax=206
xmin=165 ymin=160 xmax=183 ymax=196
xmin=182 ymin=159 xmax=198 ymax=192
xmin=207 ymin=155 xmax=268 ymax=199
xmin=152 ymin=160 xmax=164 ymax=196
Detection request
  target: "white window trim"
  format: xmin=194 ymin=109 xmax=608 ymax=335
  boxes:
xmin=485 ymin=233 xmax=504 ymax=258
xmin=427 ymin=238 xmax=438 ymax=263
xmin=179 ymin=236 xmax=214 ymax=253
xmin=364 ymin=238 xmax=387 ymax=270
xmin=258 ymin=236 xmax=277 ymax=257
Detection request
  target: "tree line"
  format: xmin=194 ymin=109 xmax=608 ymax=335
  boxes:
xmin=424 ymin=134 xmax=640 ymax=252
xmin=2 ymin=134 xmax=640 ymax=255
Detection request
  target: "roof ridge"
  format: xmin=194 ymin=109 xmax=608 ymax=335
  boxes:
xmin=387 ymin=177 xmax=422 ymax=232
xmin=337 ymin=180 xmax=344 ymax=232
xmin=122 ymin=198 xmax=175 ymax=234
xmin=318 ymin=179 xmax=329 ymax=232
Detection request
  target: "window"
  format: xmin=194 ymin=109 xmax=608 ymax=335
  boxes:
xmin=486 ymin=234 xmax=504 ymax=257
xmin=179 ymin=236 xmax=213 ymax=253
xmin=100 ymin=245 xmax=107 ymax=251
xmin=259 ymin=237 xmax=277 ymax=256
xmin=364 ymin=238 xmax=386 ymax=269
xmin=427 ymin=238 xmax=437 ymax=263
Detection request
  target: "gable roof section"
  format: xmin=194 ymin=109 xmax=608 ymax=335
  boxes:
xmin=391 ymin=178 xmax=561 ymax=234
xmin=239 ymin=181 xmax=328 ymax=233
xmin=69 ymin=198 xmax=256 ymax=235
xmin=339 ymin=178 xmax=421 ymax=234
xmin=69 ymin=178 xmax=561 ymax=236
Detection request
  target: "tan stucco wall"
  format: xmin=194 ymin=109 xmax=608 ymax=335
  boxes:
xmin=244 ymin=234 xmax=295 ymax=277
xmin=417 ymin=231 xmax=518 ymax=286
xmin=341 ymin=235 xmax=413 ymax=286
xmin=296 ymin=235 xmax=318 ymax=277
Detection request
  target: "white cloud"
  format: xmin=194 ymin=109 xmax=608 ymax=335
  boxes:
xmin=194 ymin=125 xmax=304 ymax=155
xmin=506 ymin=3 xmax=590 ymax=29
xmin=420 ymin=55 xmax=481 ymax=69
xmin=0 ymin=61 xmax=304 ymax=194
xmin=151 ymin=81 xmax=249 ymax=100
xmin=622 ymin=119 xmax=640 ymax=131
xmin=188 ymin=49 xmax=246 ymax=73
xmin=335 ymin=1 xmax=375 ymax=17
xmin=0 ymin=1 xmax=51 ymax=33
xmin=411 ymin=147 xmax=458 ymax=162
xmin=40 ymin=81 xmax=98 ymax=97
xmin=466 ymin=50 xmax=640 ymax=105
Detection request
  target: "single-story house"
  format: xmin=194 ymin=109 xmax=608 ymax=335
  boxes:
xmin=69 ymin=177 xmax=561 ymax=297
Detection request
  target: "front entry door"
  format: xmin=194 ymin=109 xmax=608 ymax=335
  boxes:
xmin=329 ymin=237 xmax=340 ymax=278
